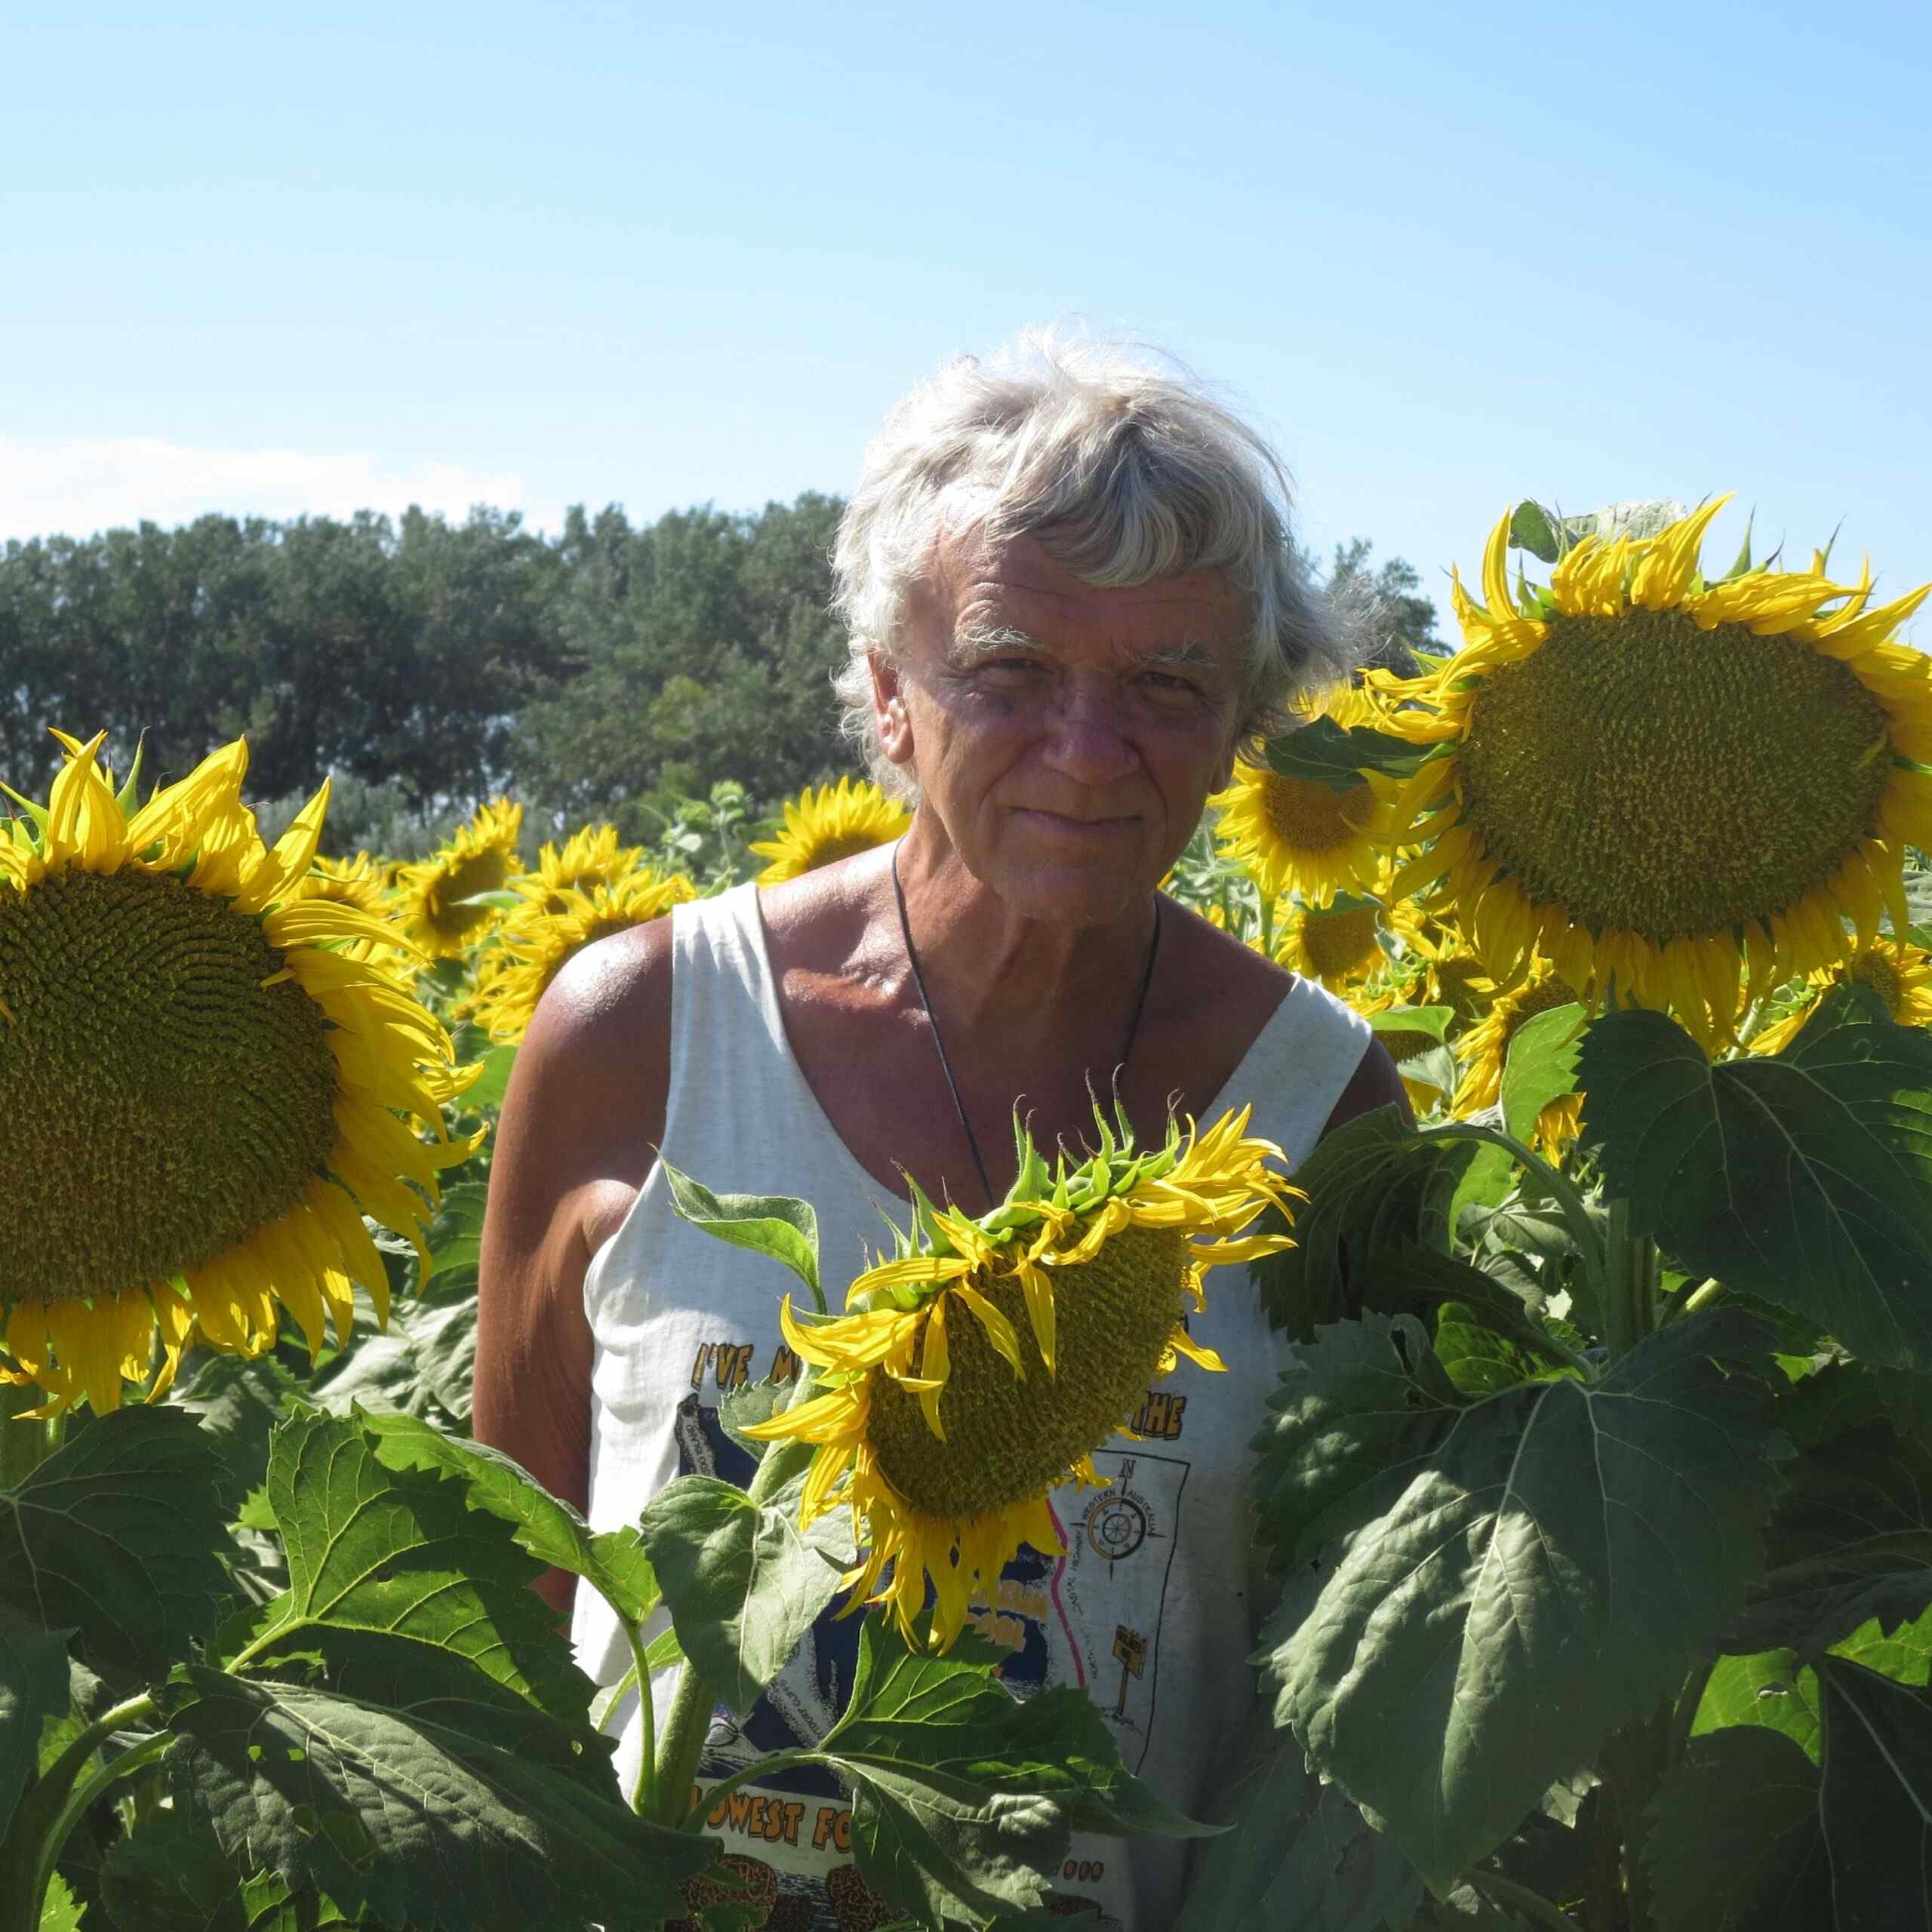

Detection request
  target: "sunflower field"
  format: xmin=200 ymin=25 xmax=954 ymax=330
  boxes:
xmin=4 ymin=497 xmax=1932 ymax=1931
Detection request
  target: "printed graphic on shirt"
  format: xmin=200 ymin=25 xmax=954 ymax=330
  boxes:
xmin=1054 ymin=1448 xmax=1189 ymax=1773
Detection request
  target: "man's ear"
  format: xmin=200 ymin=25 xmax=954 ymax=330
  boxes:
xmin=871 ymin=651 xmax=915 ymax=768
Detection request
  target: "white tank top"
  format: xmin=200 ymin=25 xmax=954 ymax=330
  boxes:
xmin=571 ymin=880 xmax=1371 ymax=1932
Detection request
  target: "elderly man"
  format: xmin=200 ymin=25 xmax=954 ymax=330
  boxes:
xmin=475 ymin=337 xmax=1405 ymax=1930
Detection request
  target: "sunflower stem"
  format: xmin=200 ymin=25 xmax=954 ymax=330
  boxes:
xmin=0 ymin=1383 xmax=54 ymax=1489
xmin=648 ymin=1375 xmax=821 ymax=1827
xmin=677 ymin=1750 xmax=814 ymax=1832
xmin=625 ymin=1617 xmax=657 ymax=1817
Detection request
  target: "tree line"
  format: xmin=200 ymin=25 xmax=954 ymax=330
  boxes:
xmin=0 ymin=494 xmax=1437 ymax=854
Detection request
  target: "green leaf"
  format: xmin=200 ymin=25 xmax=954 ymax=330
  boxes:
xmin=235 ymin=1410 xmax=589 ymax=1727
xmin=1650 ymin=1658 xmax=1932 ymax=1931
xmin=1729 ymin=1414 xmax=1932 ymax=1654
xmin=1254 ymin=1309 xmax=1782 ymax=1886
xmin=37 ymin=1874 xmax=83 ymax=1932
xmin=638 ymin=1473 xmax=853 ymax=1717
xmin=361 ymin=1410 xmax=664 ymax=1626
xmin=1499 ymin=1004 xmax=1585 ymax=1147
xmin=716 ymin=1371 xmax=792 ymax=1462
xmin=1258 ymin=715 xmax=1424 ymax=792
xmin=309 ymin=1294 xmax=476 ymax=1424
xmin=806 ymin=1620 xmax=1208 ymax=1929
xmin=169 ymin=1352 xmax=308 ymax=1512
xmin=460 ymin=1043 xmax=518 ymax=1115
xmin=0 ymin=1606 xmax=71 ymax=1841
xmin=1507 ymin=501 xmax=1561 ymax=565
xmin=1693 ymin=1648 xmax=1823 ymax=1760
xmin=1172 ymin=1716 xmax=1420 ymax=1931
xmin=102 ymin=1804 xmax=352 ymax=1932
xmin=1579 ymin=992 xmax=1932 ymax=1370
xmin=1248 ymin=1107 xmax=1475 ymax=1340
xmin=420 ymin=1180 xmax=489 ymax=1297
xmin=165 ymin=1667 xmax=708 ymax=1931
xmin=662 ymin=1161 xmax=820 ymax=1299
xmin=1366 ymin=1004 xmax=1452 ymax=1044
xmin=0 ymin=1407 xmax=229 ymax=1678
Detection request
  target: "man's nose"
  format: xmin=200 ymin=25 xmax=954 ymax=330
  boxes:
xmin=1039 ymin=678 xmax=1139 ymax=784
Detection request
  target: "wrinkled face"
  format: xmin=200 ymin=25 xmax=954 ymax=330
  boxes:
xmin=873 ymin=531 xmax=1251 ymax=923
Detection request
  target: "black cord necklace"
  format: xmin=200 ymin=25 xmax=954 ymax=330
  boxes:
xmin=890 ymin=846 xmax=1163 ymax=1211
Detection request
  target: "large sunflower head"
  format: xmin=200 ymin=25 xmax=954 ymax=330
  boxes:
xmin=515 ymin=822 xmax=645 ymax=915
xmin=1374 ymin=501 xmax=1932 ymax=1045
xmin=1210 ymin=758 xmax=1388 ymax=906
xmin=745 ymin=1106 xmax=1297 ymax=1651
xmin=749 ymin=777 xmax=911 ymax=884
xmin=394 ymin=798 xmax=525 ymax=958
xmin=0 ymin=733 xmax=477 ymax=1414
xmin=462 ymin=867 xmax=697 ymax=1043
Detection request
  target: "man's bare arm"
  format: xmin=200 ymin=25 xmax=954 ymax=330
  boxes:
xmin=474 ymin=919 xmax=674 ymax=1618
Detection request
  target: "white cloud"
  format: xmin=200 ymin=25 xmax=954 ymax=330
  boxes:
xmin=0 ymin=435 xmax=552 ymax=543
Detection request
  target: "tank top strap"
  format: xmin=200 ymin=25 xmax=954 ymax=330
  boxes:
xmin=1225 ymin=973 xmax=1374 ymax=1172
xmin=660 ymin=881 xmax=832 ymax=1176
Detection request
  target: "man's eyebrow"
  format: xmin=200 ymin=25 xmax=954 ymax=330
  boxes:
xmin=951 ymin=623 xmax=1042 ymax=657
xmin=950 ymin=626 xmax=1220 ymax=672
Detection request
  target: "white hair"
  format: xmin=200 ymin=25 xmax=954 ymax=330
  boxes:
xmin=829 ymin=331 xmax=1357 ymax=798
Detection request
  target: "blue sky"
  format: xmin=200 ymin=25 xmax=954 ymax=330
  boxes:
xmin=4 ymin=1 xmax=1927 ymax=626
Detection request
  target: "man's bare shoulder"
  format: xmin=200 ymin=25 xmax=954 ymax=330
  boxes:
xmin=1158 ymin=894 xmax=1297 ymax=1001
xmin=505 ymin=915 xmax=676 ymax=1200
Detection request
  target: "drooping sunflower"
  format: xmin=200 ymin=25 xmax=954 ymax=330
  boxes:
xmin=1274 ymin=891 xmax=1397 ymax=992
xmin=463 ymin=868 xmax=697 ymax=1042
xmin=514 ymin=822 xmax=645 ymax=915
xmin=1750 ymin=937 xmax=1932 ymax=1057
xmin=1373 ymin=501 xmax=1932 ymax=1044
xmin=1210 ymin=758 xmax=1388 ymax=906
xmin=745 ymin=1106 xmax=1297 ymax=1651
xmin=1452 ymin=959 xmax=1586 ymax=1158
xmin=749 ymin=777 xmax=911 ymax=884
xmin=0 ymin=733 xmax=476 ymax=1414
xmin=394 ymin=798 xmax=524 ymax=958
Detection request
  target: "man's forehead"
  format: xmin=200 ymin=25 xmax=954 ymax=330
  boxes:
xmin=937 ymin=532 xmax=1244 ymax=631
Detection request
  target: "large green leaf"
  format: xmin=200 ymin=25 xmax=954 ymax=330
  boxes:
xmin=0 ymin=1607 xmax=68 ymax=1845
xmin=0 ymin=1407 xmax=229 ymax=1678
xmin=235 ymin=1410 xmax=588 ymax=1727
xmin=805 ymin=1620 xmax=1207 ymax=1929
xmin=1649 ymin=1657 xmax=1932 ymax=1931
xmin=1250 ymin=1107 xmax=1475 ymax=1340
xmin=638 ymin=1473 xmax=851 ymax=1716
xmin=1254 ymin=1309 xmax=1781 ymax=1885
xmin=361 ymin=1409 xmax=663 ymax=1626
xmin=169 ymin=1352 xmax=307 ymax=1512
xmin=662 ymin=1161 xmax=820 ymax=1299
xmin=1171 ymin=1718 xmax=1420 ymax=1932
xmin=1727 ymin=1407 xmax=1932 ymax=1654
xmin=166 ymin=1668 xmax=707 ymax=1931
xmin=1579 ymin=992 xmax=1932 ymax=1368
xmin=100 ymin=1804 xmax=349 ymax=1931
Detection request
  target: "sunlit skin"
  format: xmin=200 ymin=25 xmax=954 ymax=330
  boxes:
xmin=473 ymin=523 xmax=1407 ymax=1615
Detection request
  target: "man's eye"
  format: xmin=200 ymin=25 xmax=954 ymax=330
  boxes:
xmin=1146 ymin=672 xmax=1200 ymax=697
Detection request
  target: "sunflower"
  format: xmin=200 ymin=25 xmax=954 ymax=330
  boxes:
xmin=394 ymin=798 xmax=525 ymax=958
xmin=1452 ymin=960 xmax=1585 ymax=1158
xmin=0 ymin=733 xmax=476 ymax=1414
xmin=1373 ymin=501 xmax=1932 ymax=1045
xmin=284 ymin=851 xmax=414 ymax=980
xmin=749 ymin=777 xmax=911 ymax=884
xmin=1275 ymin=891 xmax=1396 ymax=992
xmin=463 ymin=869 xmax=697 ymax=1042
xmin=1404 ymin=916 xmax=1500 ymax=1031
xmin=1210 ymin=758 xmax=1388 ymax=907
xmin=744 ymin=1106 xmax=1296 ymax=1651
xmin=1750 ymin=937 xmax=1932 ymax=1057
xmin=514 ymin=823 xmax=645 ymax=915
